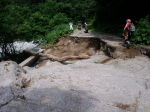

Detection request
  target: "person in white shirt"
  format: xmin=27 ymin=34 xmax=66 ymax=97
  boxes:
xmin=69 ymin=22 xmax=73 ymax=30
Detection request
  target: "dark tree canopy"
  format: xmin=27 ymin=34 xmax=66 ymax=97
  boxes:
xmin=95 ymin=0 xmax=150 ymax=27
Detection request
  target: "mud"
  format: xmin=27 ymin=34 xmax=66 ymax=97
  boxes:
xmin=44 ymin=36 xmax=101 ymax=57
xmin=45 ymin=36 xmax=141 ymax=60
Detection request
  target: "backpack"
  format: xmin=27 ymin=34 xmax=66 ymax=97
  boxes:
xmin=130 ymin=23 xmax=135 ymax=32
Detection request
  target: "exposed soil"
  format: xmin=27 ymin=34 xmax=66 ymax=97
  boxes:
xmin=35 ymin=36 xmax=101 ymax=66
xmin=44 ymin=36 xmax=101 ymax=58
xmin=35 ymin=34 xmax=141 ymax=66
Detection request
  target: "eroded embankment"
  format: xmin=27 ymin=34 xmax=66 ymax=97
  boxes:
xmin=43 ymin=36 xmax=101 ymax=58
xmin=32 ymin=36 xmax=142 ymax=67
xmin=33 ymin=36 xmax=101 ymax=67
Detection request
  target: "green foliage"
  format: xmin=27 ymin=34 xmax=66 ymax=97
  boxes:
xmin=26 ymin=12 xmax=50 ymax=40
xmin=45 ymin=24 xmax=71 ymax=44
xmin=56 ymin=0 xmax=97 ymax=22
xmin=48 ymin=13 xmax=69 ymax=28
xmin=132 ymin=16 xmax=150 ymax=45
xmin=0 ymin=4 xmax=30 ymax=41
xmin=0 ymin=0 xmax=96 ymax=43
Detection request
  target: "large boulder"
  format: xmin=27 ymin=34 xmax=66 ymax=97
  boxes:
xmin=0 ymin=61 xmax=28 ymax=108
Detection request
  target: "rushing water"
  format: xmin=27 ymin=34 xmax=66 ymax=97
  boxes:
xmin=0 ymin=40 xmax=44 ymax=63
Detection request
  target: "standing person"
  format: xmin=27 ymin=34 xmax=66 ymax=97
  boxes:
xmin=123 ymin=19 xmax=132 ymax=45
xmin=84 ymin=22 xmax=88 ymax=33
xmin=130 ymin=22 xmax=135 ymax=37
xmin=69 ymin=22 xmax=73 ymax=31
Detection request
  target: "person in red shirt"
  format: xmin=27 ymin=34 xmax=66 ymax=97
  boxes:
xmin=124 ymin=19 xmax=132 ymax=41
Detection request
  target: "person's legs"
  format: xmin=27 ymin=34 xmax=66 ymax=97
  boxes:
xmin=123 ymin=31 xmax=131 ymax=48
xmin=128 ymin=31 xmax=132 ymax=41
xmin=123 ymin=31 xmax=129 ymax=45
xmin=125 ymin=32 xmax=129 ymax=40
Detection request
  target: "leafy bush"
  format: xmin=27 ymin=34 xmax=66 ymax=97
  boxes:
xmin=48 ymin=13 xmax=69 ymax=29
xmin=131 ymin=16 xmax=150 ymax=45
xmin=0 ymin=4 xmax=30 ymax=40
xmin=45 ymin=24 xmax=71 ymax=44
